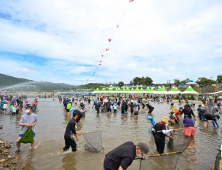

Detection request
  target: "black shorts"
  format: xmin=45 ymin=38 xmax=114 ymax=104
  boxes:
xmin=66 ymin=109 xmax=70 ymax=112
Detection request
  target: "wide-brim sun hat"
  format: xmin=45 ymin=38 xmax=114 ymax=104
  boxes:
xmin=161 ymin=116 xmax=169 ymax=124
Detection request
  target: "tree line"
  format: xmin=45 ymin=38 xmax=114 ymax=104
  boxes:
xmin=62 ymin=75 xmax=222 ymax=90
xmin=174 ymin=75 xmax=222 ymax=86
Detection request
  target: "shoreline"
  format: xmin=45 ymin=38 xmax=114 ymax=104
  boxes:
xmin=0 ymin=136 xmax=26 ymax=169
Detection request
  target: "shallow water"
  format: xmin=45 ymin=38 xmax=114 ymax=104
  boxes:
xmin=0 ymin=98 xmax=221 ymax=170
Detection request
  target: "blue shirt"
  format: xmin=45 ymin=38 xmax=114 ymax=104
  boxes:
xmin=197 ymin=108 xmax=205 ymax=118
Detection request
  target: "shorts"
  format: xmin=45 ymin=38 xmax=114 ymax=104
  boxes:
xmin=183 ymin=127 xmax=195 ymax=136
xmin=66 ymin=109 xmax=70 ymax=112
xmin=201 ymin=117 xmax=208 ymax=122
xmin=19 ymin=132 xmax=35 ymax=137
xmin=107 ymin=108 xmax=111 ymax=112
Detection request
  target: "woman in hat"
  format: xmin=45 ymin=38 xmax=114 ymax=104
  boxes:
xmin=154 ymin=117 xmax=174 ymax=154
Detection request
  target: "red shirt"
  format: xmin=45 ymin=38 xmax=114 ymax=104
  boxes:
xmin=175 ymin=110 xmax=181 ymax=117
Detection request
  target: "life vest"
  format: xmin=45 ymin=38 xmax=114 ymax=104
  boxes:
xmin=170 ymin=106 xmax=175 ymax=113
xmin=32 ymin=103 xmax=37 ymax=107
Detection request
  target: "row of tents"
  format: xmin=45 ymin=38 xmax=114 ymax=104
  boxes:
xmin=93 ymin=86 xmax=199 ymax=95
xmin=57 ymin=86 xmax=199 ymax=95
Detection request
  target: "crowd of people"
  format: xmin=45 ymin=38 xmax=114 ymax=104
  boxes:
xmin=0 ymin=93 xmax=221 ymax=170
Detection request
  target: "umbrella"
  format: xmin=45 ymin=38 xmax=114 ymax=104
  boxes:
xmin=186 ymin=79 xmax=197 ymax=85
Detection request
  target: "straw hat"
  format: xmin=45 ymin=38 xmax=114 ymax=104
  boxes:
xmin=161 ymin=116 xmax=168 ymax=124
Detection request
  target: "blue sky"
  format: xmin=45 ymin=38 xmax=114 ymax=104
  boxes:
xmin=0 ymin=0 xmax=222 ymax=85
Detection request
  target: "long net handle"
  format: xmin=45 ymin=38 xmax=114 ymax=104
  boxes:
xmin=173 ymin=152 xmax=181 ymax=170
xmin=157 ymin=126 xmax=197 ymax=132
xmin=149 ymin=151 xmax=183 ymax=157
xmin=82 ymin=130 xmax=102 ymax=135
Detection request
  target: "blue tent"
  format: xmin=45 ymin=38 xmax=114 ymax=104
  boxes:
xmin=180 ymin=83 xmax=185 ymax=85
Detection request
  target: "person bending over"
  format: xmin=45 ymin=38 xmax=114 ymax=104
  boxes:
xmin=104 ymin=141 xmax=149 ymax=170
xmin=202 ymin=114 xmax=220 ymax=128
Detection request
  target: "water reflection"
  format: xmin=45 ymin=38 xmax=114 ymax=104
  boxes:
xmin=62 ymin=152 xmax=77 ymax=170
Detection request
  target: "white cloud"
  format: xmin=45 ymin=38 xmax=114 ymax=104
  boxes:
xmin=19 ymin=68 xmax=30 ymax=74
xmin=0 ymin=0 xmax=222 ymax=84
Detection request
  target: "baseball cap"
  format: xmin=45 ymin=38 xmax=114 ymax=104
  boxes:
xmin=215 ymin=115 xmax=220 ymax=119
xmin=138 ymin=142 xmax=149 ymax=159
xmin=26 ymin=103 xmax=32 ymax=108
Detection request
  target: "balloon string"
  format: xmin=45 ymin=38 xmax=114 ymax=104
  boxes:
xmin=87 ymin=2 xmax=132 ymax=83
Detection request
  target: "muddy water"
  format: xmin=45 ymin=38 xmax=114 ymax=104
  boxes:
xmin=0 ymin=98 xmax=221 ymax=170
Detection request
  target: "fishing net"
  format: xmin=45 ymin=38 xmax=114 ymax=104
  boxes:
xmin=139 ymin=153 xmax=182 ymax=170
xmin=82 ymin=131 xmax=103 ymax=153
xmin=140 ymin=126 xmax=194 ymax=170
xmin=165 ymin=130 xmax=194 ymax=153
xmin=214 ymin=150 xmax=221 ymax=170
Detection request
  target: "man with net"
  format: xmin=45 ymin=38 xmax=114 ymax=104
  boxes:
xmin=154 ymin=116 xmax=174 ymax=154
xmin=104 ymin=141 xmax=149 ymax=170
xmin=61 ymin=110 xmax=82 ymax=152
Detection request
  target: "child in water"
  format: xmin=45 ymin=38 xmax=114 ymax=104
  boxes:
xmin=113 ymin=104 xmax=117 ymax=113
xmin=11 ymin=106 xmax=16 ymax=115
xmin=147 ymin=116 xmax=155 ymax=136
xmin=169 ymin=103 xmax=176 ymax=120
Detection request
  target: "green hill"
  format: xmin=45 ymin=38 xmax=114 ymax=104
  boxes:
xmin=0 ymin=73 xmax=32 ymax=88
xmin=0 ymin=74 xmax=78 ymax=91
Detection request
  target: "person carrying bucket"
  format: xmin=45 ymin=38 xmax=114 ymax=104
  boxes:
xmin=13 ymin=104 xmax=37 ymax=153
